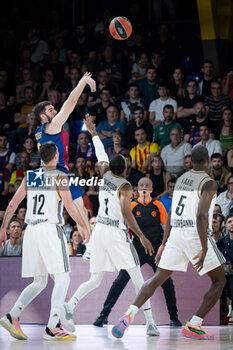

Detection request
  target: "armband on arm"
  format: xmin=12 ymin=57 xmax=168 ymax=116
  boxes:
xmin=92 ymin=135 xmax=109 ymax=163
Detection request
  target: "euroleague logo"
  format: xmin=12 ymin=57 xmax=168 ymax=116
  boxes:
xmin=136 ymin=211 xmax=141 ymax=217
xmin=151 ymin=211 xmax=157 ymax=217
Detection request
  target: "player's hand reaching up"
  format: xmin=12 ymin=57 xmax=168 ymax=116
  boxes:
xmin=140 ymin=236 xmax=154 ymax=256
xmin=84 ymin=114 xmax=97 ymax=136
xmin=82 ymin=72 xmax=96 ymax=92
xmin=193 ymin=249 xmax=207 ymax=272
xmin=0 ymin=227 xmax=7 ymax=250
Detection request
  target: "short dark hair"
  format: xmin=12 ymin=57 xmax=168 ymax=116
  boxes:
xmin=8 ymin=218 xmax=22 ymax=230
xmin=24 ymin=86 xmax=35 ymax=94
xmin=147 ymin=65 xmax=157 ymax=72
xmin=132 ymin=106 xmax=144 ymax=114
xmin=163 ymin=104 xmax=174 ymax=112
xmin=134 ymin=126 xmax=147 ymax=135
xmin=0 ymin=132 xmax=9 ymax=139
xmin=109 ymin=155 xmax=126 ymax=176
xmin=33 ymin=101 xmax=51 ymax=123
xmin=167 ymin=177 xmax=176 ymax=185
xmin=158 ymin=81 xmax=168 ymax=89
xmin=39 ymin=141 xmax=57 ymax=163
xmin=199 ymin=123 xmax=210 ymax=130
xmin=210 ymin=153 xmax=222 ymax=161
xmin=225 ymin=213 xmax=233 ymax=223
xmin=203 ymin=59 xmax=213 ymax=67
xmin=191 ymin=145 xmax=209 ymax=164
xmin=128 ymin=82 xmax=139 ymax=90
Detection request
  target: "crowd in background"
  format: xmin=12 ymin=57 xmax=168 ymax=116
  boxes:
xmin=0 ymin=16 xmax=233 ymax=259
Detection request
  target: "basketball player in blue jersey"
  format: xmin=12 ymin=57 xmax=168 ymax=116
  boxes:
xmin=34 ymin=72 xmax=96 ymax=240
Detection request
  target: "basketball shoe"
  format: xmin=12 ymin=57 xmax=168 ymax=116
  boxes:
xmin=0 ymin=313 xmax=27 ymax=340
xmin=146 ymin=321 xmax=160 ymax=336
xmin=182 ymin=321 xmax=214 ymax=339
xmin=112 ymin=314 xmax=132 ymax=338
xmin=60 ymin=302 xmax=75 ymax=332
xmin=43 ymin=322 xmax=76 ymax=340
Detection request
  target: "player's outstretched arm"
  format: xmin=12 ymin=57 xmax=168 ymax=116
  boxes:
xmin=120 ymin=184 xmax=154 ymax=256
xmin=48 ymin=73 xmax=96 ymax=133
xmin=194 ymin=179 xmax=218 ymax=272
xmin=58 ymin=174 xmax=90 ymax=243
xmin=0 ymin=177 xmax=27 ymax=249
xmin=84 ymin=113 xmax=109 ymax=176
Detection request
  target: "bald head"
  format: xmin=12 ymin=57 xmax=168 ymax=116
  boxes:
xmin=138 ymin=177 xmax=153 ymax=200
xmin=191 ymin=145 xmax=209 ymax=165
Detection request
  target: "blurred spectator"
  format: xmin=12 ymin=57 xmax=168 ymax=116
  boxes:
xmin=45 ymin=46 xmax=65 ymax=85
xmin=14 ymin=112 xmax=38 ymax=150
xmin=14 ymin=86 xmax=36 ymax=127
xmin=204 ymin=81 xmax=231 ymax=138
xmin=130 ymin=127 xmax=159 ymax=173
xmin=159 ymin=177 xmax=176 ymax=214
xmin=15 ymin=47 xmax=33 ymax=79
xmin=63 ymin=208 xmax=74 ymax=243
xmin=120 ymin=83 xmax=146 ymax=123
xmin=64 ymin=51 xmax=87 ymax=78
xmin=69 ymin=132 xmax=95 ymax=172
xmin=139 ymin=66 xmax=161 ymax=109
xmin=9 ymin=151 xmax=31 ymax=185
xmin=169 ymin=67 xmax=186 ymax=100
xmin=0 ymin=91 xmax=14 ymax=132
xmin=212 ymin=213 xmax=224 ymax=243
xmin=176 ymin=154 xmax=193 ymax=178
xmin=77 ymin=216 xmax=97 ymax=258
xmin=67 ymin=23 xmax=96 ymax=66
xmin=153 ymin=104 xmax=181 ymax=149
xmin=184 ymin=102 xmax=212 ymax=144
xmin=216 ymin=175 xmax=233 ymax=217
xmin=87 ymin=70 xmax=116 ymax=108
xmin=106 ymin=130 xmax=129 ymax=159
xmin=177 ymin=79 xmax=203 ymax=136
xmin=219 ymin=108 xmax=233 ymax=154
xmin=214 ymin=203 xmax=222 ymax=215
xmin=124 ymin=154 xmax=144 ymax=186
xmin=149 ymin=155 xmax=169 ymax=198
xmin=15 ymin=136 xmax=39 ymax=170
xmin=38 ymin=68 xmax=61 ymax=102
xmin=150 ymin=50 xmax=168 ymax=81
xmin=131 ymin=52 xmax=148 ymax=82
xmin=47 ymin=89 xmax=62 ymax=113
xmin=67 ymin=229 xmax=83 ymax=256
xmin=198 ymin=60 xmax=218 ymax=98
xmin=16 ymin=206 xmax=27 ymax=229
xmin=89 ymin=88 xmax=112 ymax=125
xmin=0 ymin=219 xmax=22 ymax=256
xmin=0 ymin=133 xmax=15 ymax=173
xmin=222 ymin=69 xmax=233 ymax=101
xmin=96 ymin=105 xmax=126 ymax=148
xmin=86 ymin=162 xmax=101 ymax=216
xmin=217 ymin=214 xmax=233 ymax=301
xmin=209 ymin=153 xmax=231 ymax=194
xmin=149 ymin=82 xmax=177 ymax=126
xmin=193 ymin=124 xmax=222 ymax=157
xmin=161 ymin=128 xmax=192 ymax=177
xmin=227 ymin=147 xmax=233 ymax=174
xmin=16 ymin=68 xmax=39 ymax=103
xmin=0 ymin=68 xmax=15 ymax=106
xmin=124 ymin=106 xmax=153 ymax=150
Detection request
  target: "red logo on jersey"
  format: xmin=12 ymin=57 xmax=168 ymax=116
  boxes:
xmin=151 ymin=211 xmax=157 ymax=217
xmin=136 ymin=211 xmax=141 ymax=217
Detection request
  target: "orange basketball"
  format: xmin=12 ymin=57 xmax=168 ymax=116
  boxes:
xmin=109 ymin=17 xmax=132 ymax=40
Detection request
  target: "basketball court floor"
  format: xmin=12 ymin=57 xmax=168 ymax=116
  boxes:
xmin=0 ymin=325 xmax=233 ymax=350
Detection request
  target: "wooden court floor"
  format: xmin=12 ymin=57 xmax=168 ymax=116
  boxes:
xmin=1 ymin=325 xmax=233 ymax=350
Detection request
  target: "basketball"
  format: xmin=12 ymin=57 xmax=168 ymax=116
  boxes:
xmin=109 ymin=17 xmax=132 ymax=40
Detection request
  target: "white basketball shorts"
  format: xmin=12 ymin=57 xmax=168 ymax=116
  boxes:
xmin=158 ymin=227 xmax=225 ymax=276
xmin=90 ymin=223 xmax=139 ymax=273
xmin=22 ymin=222 xmax=70 ymax=277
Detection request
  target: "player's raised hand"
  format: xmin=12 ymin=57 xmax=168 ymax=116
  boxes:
xmin=140 ymin=236 xmax=154 ymax=256
xmin=82 ymin=72 xmax=96 ymax=92
xmin=193 ymin=249 xmax=207 ymax=272
xmin=0 ymin=227 xmax=7 ymax=250
xmin=155 ymin=244 xmax=165 ymax=265
xmin=83 ymin=114 xmax=97 ymax=136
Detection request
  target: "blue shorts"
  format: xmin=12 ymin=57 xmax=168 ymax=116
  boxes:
xmin=57 ymin=165 xmax=83 ymax=200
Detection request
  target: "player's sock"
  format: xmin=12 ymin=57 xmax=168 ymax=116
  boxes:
xmin=10 ymin=302 xmax=25 ymax=319
xmin=48 ymin=308 xmax=61 ymax=329
xmin=143 ymin=308 xmax=154 ymax=323
xmin=125 ymin=304 xmax=139 ymax=321
xmin=189 ymin=315 xmax=203 ymax=325
xmin=68 ymin=298 xmax=78 ymax=314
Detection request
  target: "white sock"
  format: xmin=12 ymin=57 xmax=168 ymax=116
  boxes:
xmin=143 ymin=308 xmax=154 ymax=323
xmin=125 ymin=304 xmax=139 ymax=322
xmin=189 ymin=315 xmax=203 ymax=325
